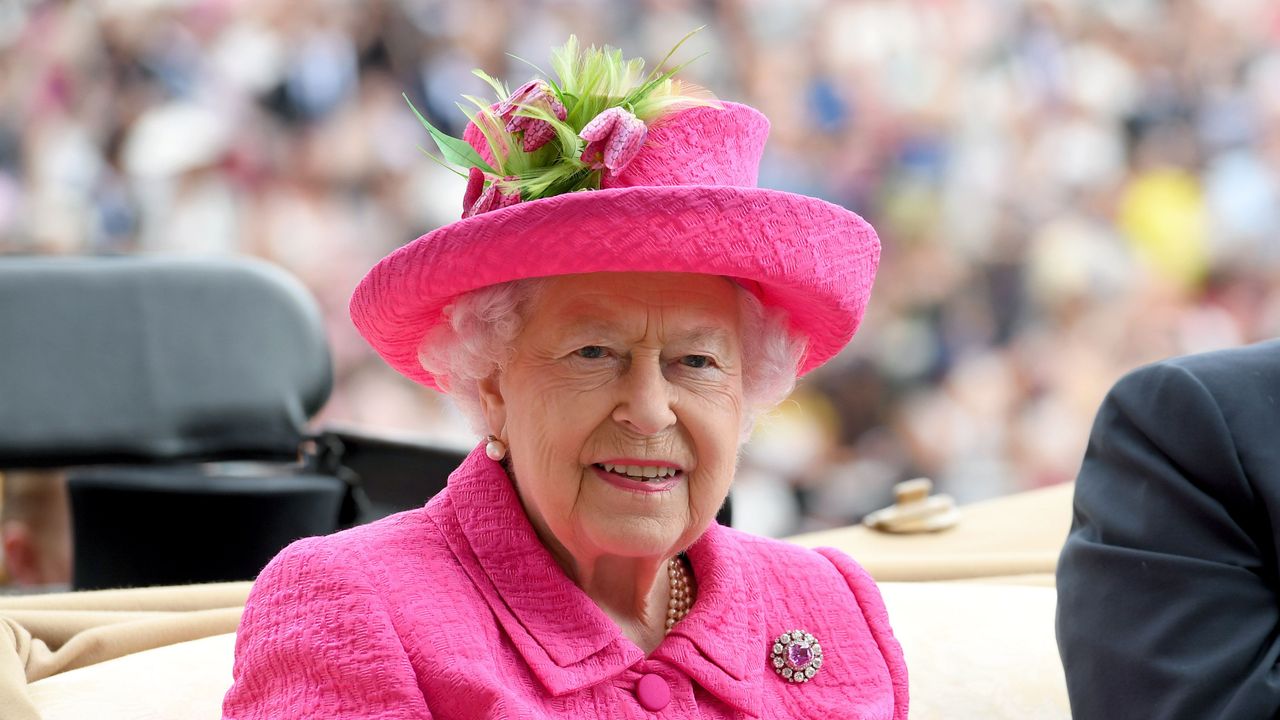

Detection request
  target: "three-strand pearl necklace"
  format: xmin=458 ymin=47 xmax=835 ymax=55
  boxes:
xmin=665 ymin=554 xmax=693 ymax=633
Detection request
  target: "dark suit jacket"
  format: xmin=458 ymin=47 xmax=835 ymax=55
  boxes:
xmin=1057 ymin=339 xmax=1280 ymax=719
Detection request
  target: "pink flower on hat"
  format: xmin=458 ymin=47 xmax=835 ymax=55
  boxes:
xmin=463 ymin=173 xmax=521 ymax=218
xmin=497 ymin=80 xmax=567 ymax=153
xmin=580 ymin=107 xmax=648 ymax=173
xmin=462 ymin=167 xmax=485 ymax=215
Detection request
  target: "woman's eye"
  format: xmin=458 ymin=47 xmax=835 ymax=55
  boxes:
xmin=680 ymin=355 xmax=714 ymax=369
xmin=576 ymin=345 xmax=607 ymax=359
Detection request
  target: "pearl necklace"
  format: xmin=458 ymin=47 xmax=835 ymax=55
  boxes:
xmin=664 ymin=554 xmax=693 ymax=633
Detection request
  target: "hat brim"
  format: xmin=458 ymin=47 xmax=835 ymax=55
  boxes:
xmin=350 ymin=184 xmax=879 ymax=390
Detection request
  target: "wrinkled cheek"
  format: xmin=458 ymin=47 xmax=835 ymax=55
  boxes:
xmin=506 ymin=390 xmax=568 ymax=467
xmin=689 ymin=466 xmax=734 ymax=527
xmin=503 ymin=420 xmax=559 ymax=504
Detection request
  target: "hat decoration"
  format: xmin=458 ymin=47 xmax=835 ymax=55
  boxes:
xmin=352 ymin=30 xmax=881 ymax=390
xmin=405 ymin=30 xmax=719 ymax=219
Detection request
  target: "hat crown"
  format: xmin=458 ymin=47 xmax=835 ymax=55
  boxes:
xmin=602 ymin=102 xmax=768 ymax=189
xmin=464 ymin=102 xmax=769 ymax=192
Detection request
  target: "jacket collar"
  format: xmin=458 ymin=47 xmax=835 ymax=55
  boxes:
xmin=435 ymin=444 xmax=641 ymax=695
xmin=436 ymin=444 xmax=763 ymax=715
xmin=654 ymin=521 xmax=765 ymax=716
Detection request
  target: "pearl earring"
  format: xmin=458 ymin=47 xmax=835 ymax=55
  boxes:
xmin=485 ymin=435 xmax=507 ymax=461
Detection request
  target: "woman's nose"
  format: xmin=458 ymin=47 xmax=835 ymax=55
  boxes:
xmin=611 ymin=358 xmax=677 ymax=435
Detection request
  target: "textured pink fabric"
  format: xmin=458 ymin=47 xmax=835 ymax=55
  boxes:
xmin=351 ymin=102 xmax=881 ymax=390
xmin=601 ymin=103 xmax=764 ymax=189
xmin=223 ymin=445 xmax=908 ymax=719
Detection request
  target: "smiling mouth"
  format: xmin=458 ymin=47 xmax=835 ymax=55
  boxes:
xmin=592 ymin=463 xmax=682 ymax=483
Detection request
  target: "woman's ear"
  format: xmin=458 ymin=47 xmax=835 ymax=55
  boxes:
xmin=477 ymin=373 xmax=507 ymax=437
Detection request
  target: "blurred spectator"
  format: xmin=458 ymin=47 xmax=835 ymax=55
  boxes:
xmin=2 ymin=0 xmax=1278 ymax=535
xmin=0 ymin=470 xmax=72 ymax=591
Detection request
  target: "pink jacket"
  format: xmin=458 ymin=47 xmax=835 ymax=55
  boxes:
xmin=222 ymin=445 xmax=908 ymax=719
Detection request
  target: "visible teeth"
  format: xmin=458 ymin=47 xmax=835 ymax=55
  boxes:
xmin=600 ymin=463 xmax=677 ymax=479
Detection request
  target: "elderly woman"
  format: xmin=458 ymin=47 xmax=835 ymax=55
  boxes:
xmin=223 ymin=36 xmax=906 ymax=719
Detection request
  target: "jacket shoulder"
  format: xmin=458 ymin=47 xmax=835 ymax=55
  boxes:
xmin=284 ymin=505 xmax=439 ymax=563
xmin=1104 ymin=340 xmax=1280 ymax=464
xmin=248 ymin=496 xmax=456 ymax=611
xmin=722 ymin=526 xmax=847 ymax=569
xmin=1116 ymin=339 xmax=1280 ymax=400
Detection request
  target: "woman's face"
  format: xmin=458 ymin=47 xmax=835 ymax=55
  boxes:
xmin=480 ymin=272 xmax=745 ymax=564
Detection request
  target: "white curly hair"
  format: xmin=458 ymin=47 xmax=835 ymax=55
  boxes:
xmin=418 ymin=277 xmax=806 ymax=439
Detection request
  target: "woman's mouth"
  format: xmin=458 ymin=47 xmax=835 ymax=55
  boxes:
xmin=590 ymin=462 xmax=683 ymax=492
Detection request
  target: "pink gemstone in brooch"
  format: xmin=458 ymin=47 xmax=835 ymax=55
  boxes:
xmin=770 ymin=629 xmax=824 ymax=683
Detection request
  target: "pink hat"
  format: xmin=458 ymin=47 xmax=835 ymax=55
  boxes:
xmin=350 ymin=42 xmax=880 ymax=391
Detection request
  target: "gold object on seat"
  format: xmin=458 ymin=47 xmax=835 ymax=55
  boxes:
xmin=862 ymin=478 xmax=961 ymax=534
xmin=788 ymin=482 xmax=1073 ymax=583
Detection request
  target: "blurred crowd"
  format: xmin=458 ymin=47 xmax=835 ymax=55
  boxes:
xmin=2 ymin=0 xmax=1279 ymax=538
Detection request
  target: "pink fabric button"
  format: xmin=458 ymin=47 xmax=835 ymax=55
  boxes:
xmin=635 ymin=673 xmax=671 ymax=712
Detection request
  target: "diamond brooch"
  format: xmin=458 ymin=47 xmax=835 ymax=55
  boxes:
xmin=770 ymin=629 xmax=823 ymax=683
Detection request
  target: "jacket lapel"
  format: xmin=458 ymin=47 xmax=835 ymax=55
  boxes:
xmin=656 ymin=521 xmax=765 ymax=716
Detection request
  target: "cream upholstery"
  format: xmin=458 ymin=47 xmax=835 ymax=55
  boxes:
xmin=17 ymin=583 xmax=1068 ymax=719
xmin=793 ymin=481 xmax=1074 ymax=717
xmin=882 ymin=583 xmax=1068 ymax=719
xmin=28 ymin=634 xmax=235 ymax=720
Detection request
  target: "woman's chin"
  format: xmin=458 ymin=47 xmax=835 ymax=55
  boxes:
xmin=576 ymin=515 xmax=689 ymax=560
